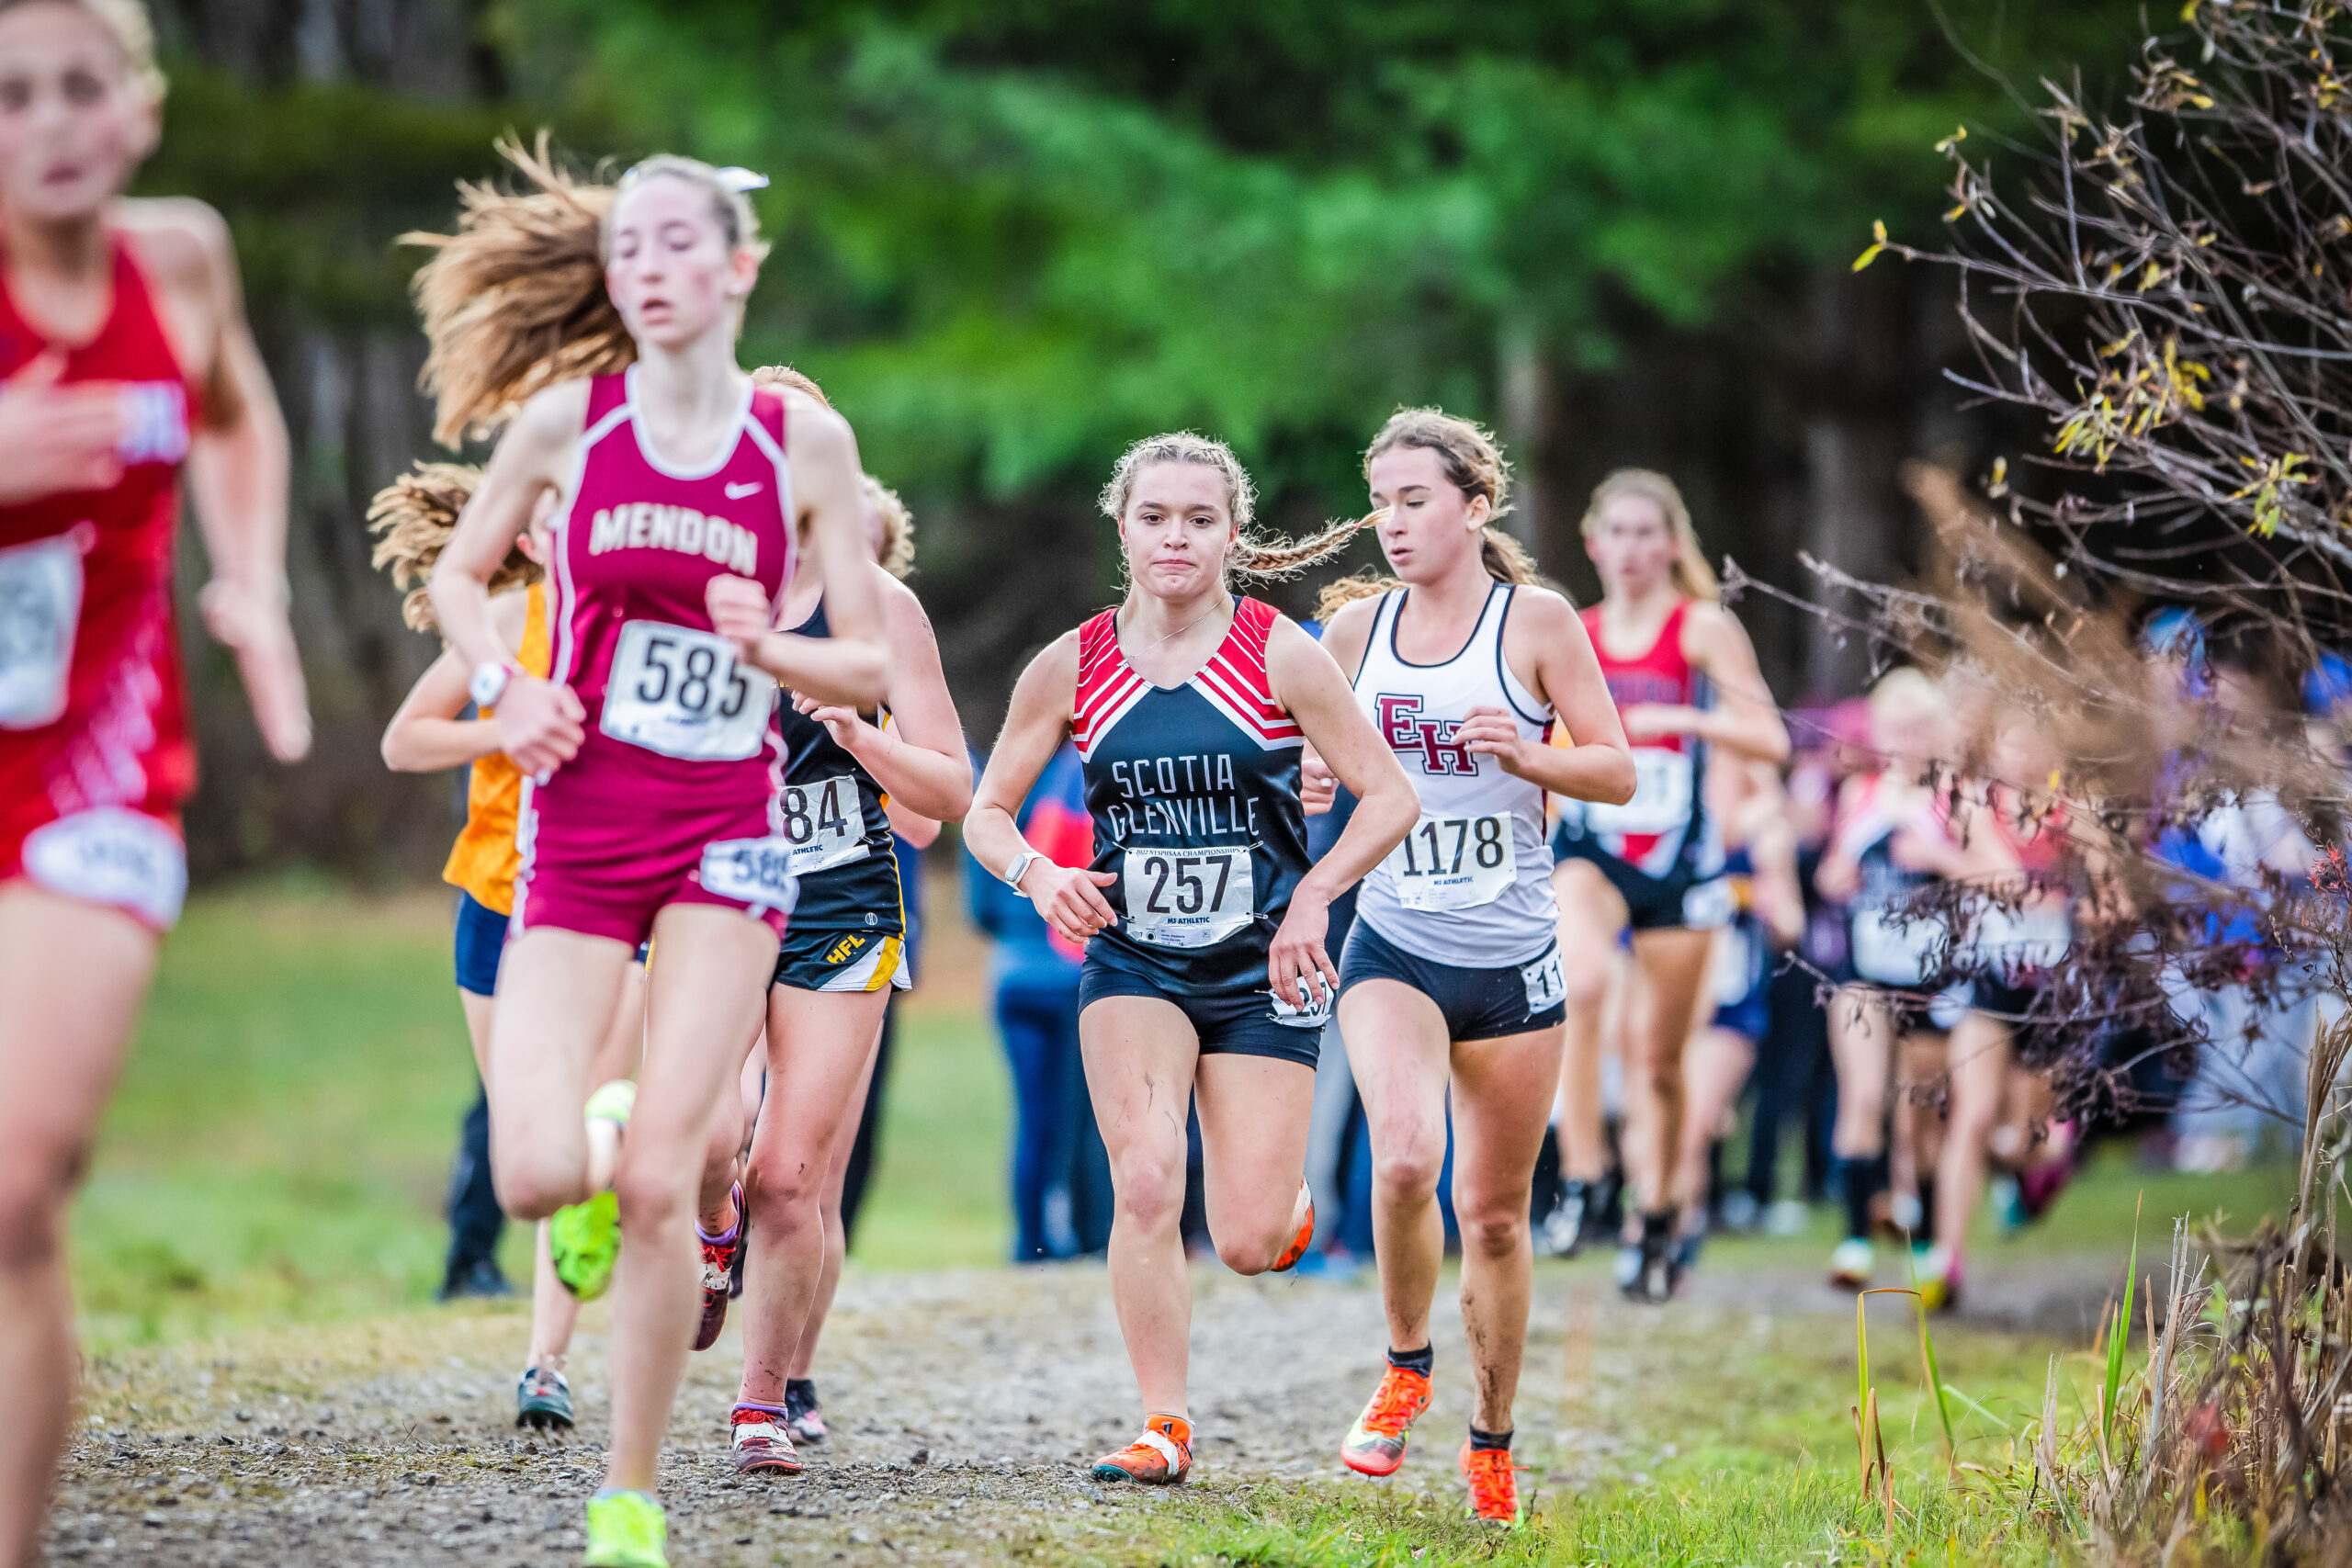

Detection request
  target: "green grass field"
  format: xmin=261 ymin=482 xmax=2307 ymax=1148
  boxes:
xmin=69 ymin=887 xmax=2301 ymax=1562
xmin=71 ymin=884 xmax=1011 ymax=1347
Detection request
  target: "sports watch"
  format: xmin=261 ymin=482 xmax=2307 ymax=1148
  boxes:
xmin=469 ymin=661 xmax=518 ymax=709
xmin=1001 ymin=851 xmax=1042 ymax=897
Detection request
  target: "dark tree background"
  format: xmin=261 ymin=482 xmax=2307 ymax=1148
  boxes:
xmin=141 ymin=0 xmax=2146 ymax=878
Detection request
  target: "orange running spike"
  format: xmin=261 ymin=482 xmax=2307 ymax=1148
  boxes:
xmin=1340 ymin=1365 xmax=1432 ymax=1477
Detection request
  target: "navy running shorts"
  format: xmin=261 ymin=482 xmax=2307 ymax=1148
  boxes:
xmin=453 ymin=889 xmax=509 ymax=998
xmin=1078 ymin=947 xmax=1322 ymax=1069
xmin=1552 ymin=822 xmax=1734 ymax=932
xmin=1336 ymin=920 xmax=1567 ymax=1043
xmin=773 ymin=926 xmax=910 ymax=994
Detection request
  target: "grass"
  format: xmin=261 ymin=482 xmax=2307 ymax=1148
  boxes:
xmin=66 ymin=886 xmax=2304 ymax=1563
xmin=70 ymin=881 xmax=1015 ymax=1347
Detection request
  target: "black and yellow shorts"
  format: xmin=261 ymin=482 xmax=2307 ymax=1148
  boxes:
xmin=773 ymin=926 xmax=910 ymax=994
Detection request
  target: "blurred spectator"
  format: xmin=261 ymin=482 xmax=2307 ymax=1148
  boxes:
xmin=967 ymin=740 xmax=1113 ymax=1259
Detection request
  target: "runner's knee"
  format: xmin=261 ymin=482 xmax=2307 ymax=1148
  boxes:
xmin=0 ymin=1142 xmax=78 ymax=1271
xmin=493 ymin=1145 xmax=586 ymax=1223
xmin=1110 ymin=1147 xmax=1185 ymax=1233
xmin=1453 ymin=1194 xmax=1527 ymax=1262
xmin=613 ymin=1156 xmax=690 ymax=1234
xmin=745 ymin=1141 xmax=827 ymax=1225
xmin=1372 ymin=1127 xmax=1446 ymax=1201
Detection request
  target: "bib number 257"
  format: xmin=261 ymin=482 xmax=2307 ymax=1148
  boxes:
xmin=1121 ymin=847 xmax=1253 ymax=949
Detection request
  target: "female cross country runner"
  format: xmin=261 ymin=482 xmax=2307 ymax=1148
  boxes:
xmin=415 ymin=145 xmax=888 ymax=1568
xmin=966 ymin=433 xmax=1418 ymax=1486
xmin=372 ymin=466 xmax=650 ymax=1430
xmin=0 ymin=3 xmax=310 ymax=1560
xmin=700 ymin=406 xmax=973 ymax=1476
xmin=1306 ymin=410 xmax=1633 ymax=1525
xmin=1549 ymin=469 xmax=1787 ymax=1303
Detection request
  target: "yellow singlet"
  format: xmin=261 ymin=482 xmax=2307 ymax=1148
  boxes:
xmin=441 ymin=582 xmax=551 ymax=916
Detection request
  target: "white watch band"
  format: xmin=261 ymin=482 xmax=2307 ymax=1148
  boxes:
xmin=1002 ymin=851 xmax=1040 ymax=897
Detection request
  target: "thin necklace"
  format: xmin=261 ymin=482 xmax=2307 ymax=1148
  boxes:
xmin=1123 ymin=594 xmax=1230 ymax=654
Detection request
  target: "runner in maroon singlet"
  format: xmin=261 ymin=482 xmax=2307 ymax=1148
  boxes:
xmin=417 ymin=146 xmax=887 ymax=1565
xmin=0 ymin=3 xmax=309 ymax=1560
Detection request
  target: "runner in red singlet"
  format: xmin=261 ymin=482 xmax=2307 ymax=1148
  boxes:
xmin=1546 ymin=469 xmax=1786 ymax=1303
xmin=415 ymin=145 xmax=887 ymax=1568
xmin=0 ymin=3 xmax=308 ymax=1561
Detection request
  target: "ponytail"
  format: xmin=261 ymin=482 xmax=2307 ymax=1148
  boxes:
xmin=1579 ymin=468 xmax=1719 ymax=603
xmin=368 ymin=463 xmax=537 ymax=635
xmin=402 ymin=135 xmax=629 ymax=446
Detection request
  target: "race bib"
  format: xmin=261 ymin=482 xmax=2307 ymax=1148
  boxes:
xmin=1268 ymin=976 xmax=1335 ymax=1030
xmin=1121 ymin=846 xmax=1254 ymax=949
xmin=1851 ymin=905 xmax=1939 ymax=987
xmin=1582 ymin=746 xmax=1695 ymax=838
xmin=1384 ymin=812 xmax=1516 ymax=911
xmin=782 ymin=773 xmax=869 ymax=876
xmin=698 ymin=834 xmax=799 ymax=913
xmin=0 ymin=532 xmax=85 ymax=729
xmin=22 ymin=807 xmax=186 ymax=929
xmin=1521 ymin=948 xmax=1566 ymax=1013
xmin=600 ymin=621 xmax=775 ymax=761
xmin=1710 ymin=920 xmax=1758 ymax=1006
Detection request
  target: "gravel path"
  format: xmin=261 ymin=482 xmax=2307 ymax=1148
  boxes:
xmin=49 ymin=1250 xmax=2125 ymax=1566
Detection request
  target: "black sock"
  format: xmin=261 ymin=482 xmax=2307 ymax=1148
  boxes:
xmin=1914 ymin=1176 xmax=1938 ymax=1242
xmin=1838 ymin=1155 xmax=1888 ymax=1242
xmin=785 ymin=1378 xmax=818 ymax=1410
xmin=1387 ymin=1344 xmax=1433 ymax=1377
xmin=1467 ymin=1425 xmax=1512 ymax=1452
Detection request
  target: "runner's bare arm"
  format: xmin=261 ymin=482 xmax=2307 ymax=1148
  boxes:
xmin=144 ymin=201 xmax=311 ymax=762
xmin=1295 ymin=595 xmax=1380 ymax=814
xmin=380 ymin=590 xmax=529 ymax=773
xmin=1653 ymin=602 xmax=1789 ymax=763
xmin=718 ymin=397 xmax=888 ymax=707
xmin=966 ymin=634 xmax=1116 ymax=944
xmin=1266 ymin=616 xmax=1417 ymax=1003
xmin=429 ymin=382 xmax=589 ymax=775
xmin=1464 ymin=586 xmax=1634 ymax=804
xmin=791 ymin=569 xmax=973 ymax=822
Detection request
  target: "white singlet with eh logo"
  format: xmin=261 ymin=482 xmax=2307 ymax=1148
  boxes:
xmin=783 ymin=773 xmax=869 ymax=875
xmin=1383 ymin=811 xmax=1516 ymax=911
xmin=1121 ymin=846 xmax=1254 ymax=949
xmin=600 ymin=621 xmax=775 ymax=761
xmin=1581 ymin=747 xmax=1694 ymax=838
xmin=23 ymin=807 xmax=187 ymax=929
xmin=699 ymin=834 xmax=799 ymax=913
xmin=0 ymin=532 xmax=85 ymax=729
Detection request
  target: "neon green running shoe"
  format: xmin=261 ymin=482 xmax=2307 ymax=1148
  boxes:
xmin=551 ymin=1189 xmax=620 ymax=1301
xmin=584 ymin=1078 xmax=637 ymax=1125
xmin=583 ymin=1489 xmax=667 ymax=1568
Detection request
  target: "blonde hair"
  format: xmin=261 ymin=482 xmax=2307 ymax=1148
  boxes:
xmin=862 ymin=473 xmax=915 ymax=580
xmin=1867 ymin=665 xmax=1945 ymax=723
xmin=0 ymin=0 xmax=164 ymax=102
xmin=1100 ymin=432 xmax=1365 ymax=586
xmin=368 ymin=463 xmax=537 ymax=636
xmin=403 ymin=137 xmax=767 ymax=446
xmin=1317 ymin=407 xmax=1540 ymax=620
xmin=1580 ymin=468 xmax=1720 ymax=603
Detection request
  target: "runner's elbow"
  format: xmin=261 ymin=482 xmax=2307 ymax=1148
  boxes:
xmin=1597 ymin=752 xmax=1637 ymax=807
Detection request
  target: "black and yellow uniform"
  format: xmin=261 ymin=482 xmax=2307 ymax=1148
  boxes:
xmin=772 ymin=598 xmax=909 ymax=993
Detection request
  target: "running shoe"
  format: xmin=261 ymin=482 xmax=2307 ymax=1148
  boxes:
xmin=785 ymin=1381 xmax=827 ymax=1446
xmin=729 ymin=1404 xmax=804 ymax=1476
xmin=1340 ymin=1364 xmax=1432 ymax=1477
xmin=1271 ymin=1187 xmax=1316 ymax=1272
xmin=1827 ymin=1236 xmax=1874 ymax=1290
xmin=1538 ymin=1179 xmax=1594 ymax=1258
xmin=693 ymin=1183 xmax=745 ymax=1352
xmin=1669 ymin=1221 xmax=1705 ymax=1280
xmin=1616 ymin=1210 xmax=1679 ymax=1303
xmin=1914 ymin=1244 xmax=1962 ymax=1313
xmin=515 ymin=1366 xmax=573 ymax=1430
xmin=582 ymin=1489 xmax=666 ymax=1568
xmin=551 ymin=1190 xmax=621 ymax=1302
xmin=1092 ymin=1413 xmax=1193 ymax=1484
xmin=1459 ymin=1441 xmax=1524 ymax=1527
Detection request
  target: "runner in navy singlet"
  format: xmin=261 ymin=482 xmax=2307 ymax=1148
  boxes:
xmin=966 ymin=433 xmax=1417 ymax=1487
